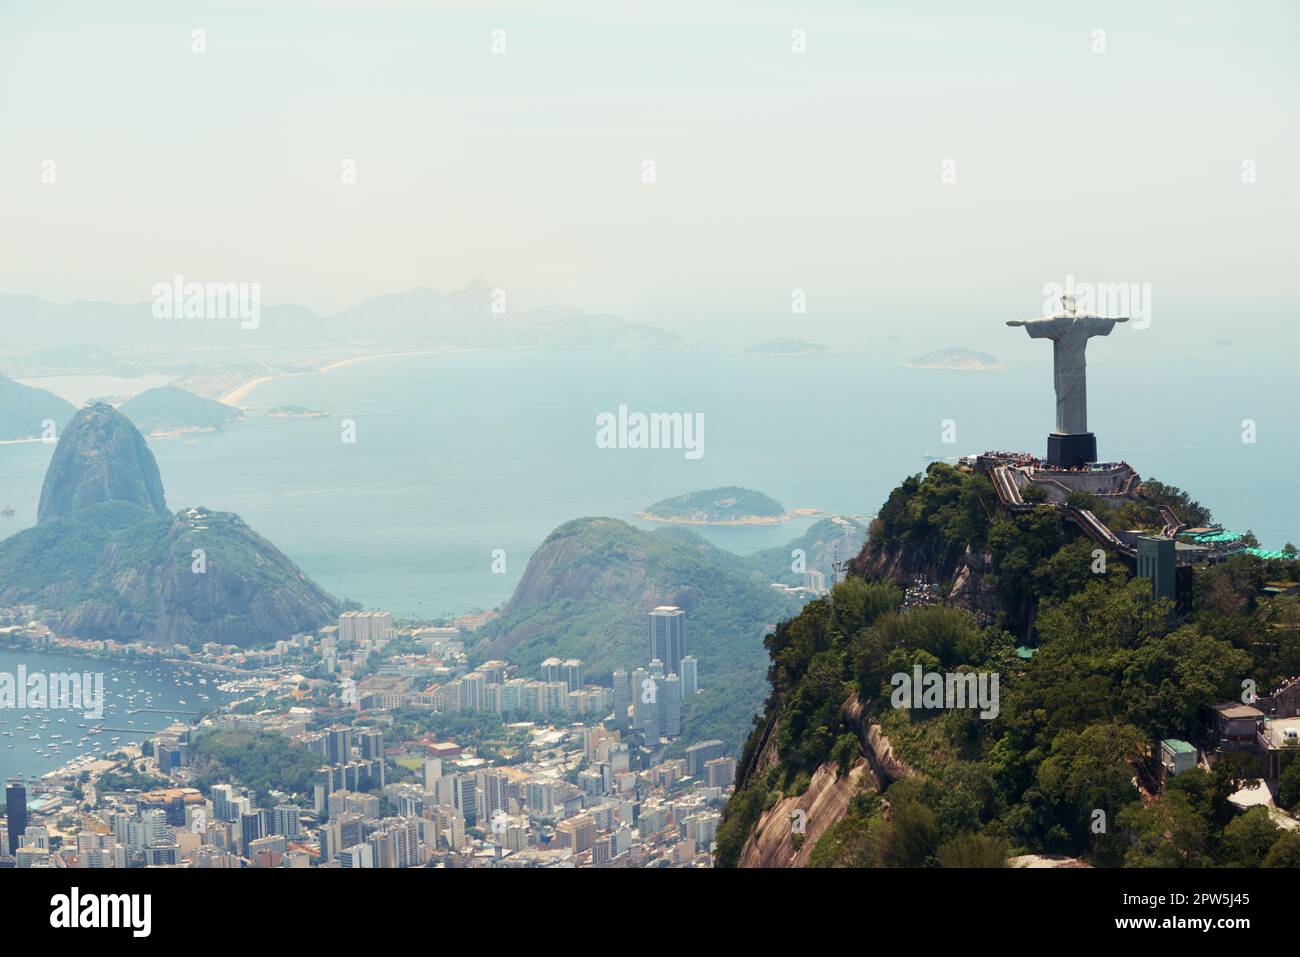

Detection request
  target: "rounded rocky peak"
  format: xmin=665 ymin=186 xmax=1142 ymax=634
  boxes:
xmin=37 ymin=402 xmax=169 ymax=524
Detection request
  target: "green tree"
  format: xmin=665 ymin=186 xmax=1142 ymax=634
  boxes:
xmin=714 ymin=787 xmax=766 ymax=869
xmin=1262 ymin=830 xmax=1300 ymax=867
xmin=1120 ymin=626 xmax=1252 ymax=740
xmin=1118 ymin=792 xmax=1212 ymax=867
xmin=872 ymin=779 xmax=939 ymax=867
xmin=1277 ymin=756 xmax=1300 ymax=810
xmin=831 ymin=578 xmax=902 ymax=636
xmin=1066 ymin=490 xmax=1102 ymax=512
xmin=1220 ymin=807 xmax=1279 ymax=867
xmin=1140 ymin=479 xmax=1213 ymax=527
xmin=831 ymin=732 xmax=859 ymax=778
xmin=1035 ymin=722 xmax=1144 ymax=855
xmin=936 ymin=831 xmax=1009 ymax=868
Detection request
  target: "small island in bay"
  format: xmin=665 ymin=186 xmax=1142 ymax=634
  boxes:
xmin=748 ymin=337 xmax=830 ymax=356
xmin=267 ymin=406 xmax=328 ymax=419
xmin=638 ymin=486 xmax=804 ymax=526
xmin=905 ymin=347 xmax=1005 ymax=371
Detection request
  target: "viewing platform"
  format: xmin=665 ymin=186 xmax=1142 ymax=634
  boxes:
xmin=967 ymin=451 xmax=1140 ymax=508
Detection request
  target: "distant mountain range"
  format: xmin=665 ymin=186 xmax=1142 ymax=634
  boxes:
xmin=0 ymin=403 xmax=339 ymax=646
xmin=0 ymin=283 xmax=686 ymax=353
xmin=0 ymin=374 xmax=77 ymax=441
xmin=0 ymin=375 xmax=243 ymax=441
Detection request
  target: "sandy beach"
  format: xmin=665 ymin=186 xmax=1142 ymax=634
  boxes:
xmin=319 ymin=348 xmax=454 ymax=374
xmin=218 ymin=375 xmax=277 ymax=407
xmin=218 ymin=349 xmax=460 ymax=407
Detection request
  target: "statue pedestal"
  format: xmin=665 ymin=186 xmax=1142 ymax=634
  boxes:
xmin=1047 ymin=432 xmax=1096 ymax=469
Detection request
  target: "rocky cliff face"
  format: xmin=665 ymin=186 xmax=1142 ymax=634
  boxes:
xmin=740 ymin=756 xmax=876 ymax=867
xmin=38 ymin=402 xmax=168 ymax=523
xmin=736 ymin=692 xmax=914 ymax=868
xmin=850 ymin=536 xmax=1002 ymax=626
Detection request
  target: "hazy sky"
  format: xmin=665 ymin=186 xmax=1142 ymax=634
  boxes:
xmin=3 ymin=0 xmax=1297 ymax=344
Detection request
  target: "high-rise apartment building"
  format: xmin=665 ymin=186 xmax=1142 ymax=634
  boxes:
xmin=5 ymin=781 xmax=27 ymax=855
xmin=612 ymin=669 xmax=631 ymax=729
xmin=680 ymin=655 xmax=699 ymax=697
xmin=562 ymin=659 xmax=583 ymax=691
xmin=272 ymin=805 xmax=301 ymax=839
xmin=649 ymin=606 xmax=685 ymax=675
xmin=661 ymin=673 xmax=682 ymax=738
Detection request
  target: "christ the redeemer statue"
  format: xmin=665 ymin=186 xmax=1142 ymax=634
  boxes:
xmin=1008 ymin=295 xmax=1127 ymax=466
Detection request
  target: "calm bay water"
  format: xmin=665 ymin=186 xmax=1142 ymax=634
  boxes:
xmin=0 ymin=647 xmax=236 ymax=782
xmin=2 ymin=347 xmax=1297 ymax=620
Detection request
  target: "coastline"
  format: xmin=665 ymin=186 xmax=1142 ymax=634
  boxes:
xmin=217 ymin=348 xmax=462 ymax=408
xmin=218 ymin=375 xmax=277 ymax=407
xmin=0 ymin=437 xmax=49 ymax=446
xmin=319 ymin=348 xmax=456 ymax=374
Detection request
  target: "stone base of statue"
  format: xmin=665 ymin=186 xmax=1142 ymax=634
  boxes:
xmin=1047 ymin=432 xmax=1096 ymax=469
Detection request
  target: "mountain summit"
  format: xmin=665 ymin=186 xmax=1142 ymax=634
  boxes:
xmin=38 ymin=402 xmax=168 ymax=524
xmin=3 ymin=402 xmax=339 ymax=646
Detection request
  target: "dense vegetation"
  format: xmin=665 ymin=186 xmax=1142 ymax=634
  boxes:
xmin=718 ymin=463 xmax=1300 ymax=868
xmin=0 ymin=500 xmax=339 ymax=646
xmin=743 ymin=516 xmax=869 ymax=586
xmin=473 ymin=517 xmax=801 ymax=755
xmin=190 ymin=728 xmax=323 ymax=805
xmin=0 ymin=402 xmax=338 ymax=645
xmin=1103 ymin=477 xmax=1215 ymax=533
xmin=642 ymin=486 xmax=786 ymax=522
xmin=96 ymin=764 xmax=173 ymax=794
xmin=871 ymin=463 xmax=996 ymax=554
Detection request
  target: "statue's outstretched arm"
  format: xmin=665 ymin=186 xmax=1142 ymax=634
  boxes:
xmin=1007 ymin=317 xmax=1061 ymax=338
xmin=1090 ymin=316 xmax=1130 ymax=336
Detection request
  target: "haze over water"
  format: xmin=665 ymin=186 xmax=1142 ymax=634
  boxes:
xmin=3 ymin=344 xmax=1295 ymax=618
